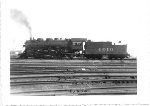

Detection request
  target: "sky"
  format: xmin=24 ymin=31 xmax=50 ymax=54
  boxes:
xmin=2 ymin=0 xmax=150 ymax=57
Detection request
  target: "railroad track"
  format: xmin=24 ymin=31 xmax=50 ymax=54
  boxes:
xmin=11 ymin=86 xmax=136 ymax=96
xmin=10 ymin=59 xmax=137 ymax=96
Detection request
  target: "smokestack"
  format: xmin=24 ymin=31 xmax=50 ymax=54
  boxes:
xmin=10 ymin=9 xmax=32 ymax=40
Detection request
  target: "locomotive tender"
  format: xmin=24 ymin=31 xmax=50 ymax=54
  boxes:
xmin=19 ymin=38 xmax=129 ymax=59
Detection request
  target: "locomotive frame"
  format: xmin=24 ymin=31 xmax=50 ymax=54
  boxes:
xmin=18 ymin=38 xmax=129 ymax=60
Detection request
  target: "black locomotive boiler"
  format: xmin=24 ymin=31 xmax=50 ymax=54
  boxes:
xmin=19 ymin=38 xmax=129 ymax=59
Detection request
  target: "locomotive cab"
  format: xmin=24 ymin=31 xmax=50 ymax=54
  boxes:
xmin=70 ymin=38 xmax=87 ymax=58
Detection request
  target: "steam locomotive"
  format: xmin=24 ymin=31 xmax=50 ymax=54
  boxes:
xmin=19 ymin=38 xmax=129 ymax=59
